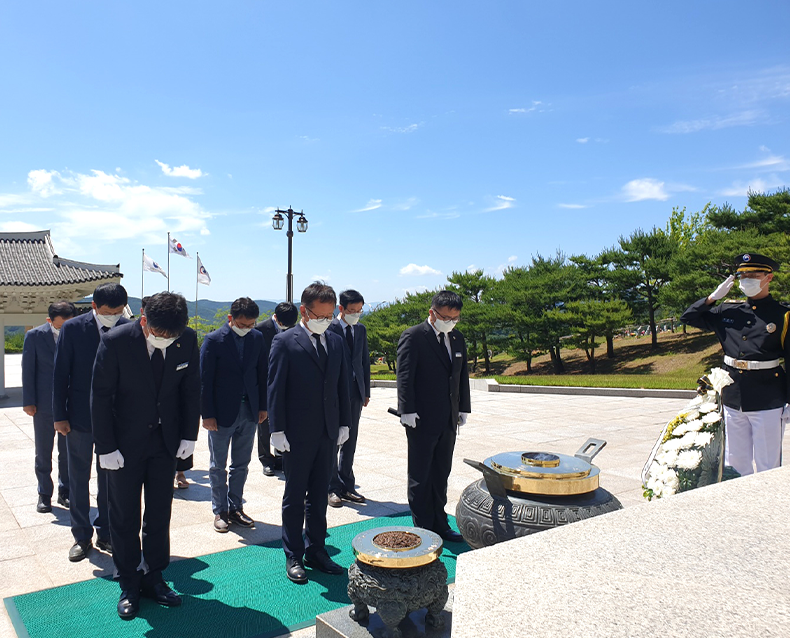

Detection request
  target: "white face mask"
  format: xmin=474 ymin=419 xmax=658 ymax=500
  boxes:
xmin=739 ymin=278 xmax=763 ymax=298
xmin=95 ymin=310 xmax=122 ymax=329
xmin=231 ymin=325 xmax=251 ymax=337
xmin=434 ymin=318 xmax=458 ymax=334
xmin=307 ymin=318 xmax=332 ymax=335
xmin=344 ymin=312 xmax=362 ymax=326
xmin=147 ymin=333 xmax=176 ymax=350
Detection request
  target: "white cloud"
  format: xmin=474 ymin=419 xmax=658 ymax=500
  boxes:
xmin=27 ymin=169 xmax=62 ymax=197
xmin=485 ymin=195 xmax=516 ymax=212
xmin=392 ymin=197 xmax=418 ymax=211
xmin=0 ymin=221 xmax=40 ymax=232
xmin=621 ymin=178 xmax=670 ymax=202
xmin=508 ymin=101 xmax=545 ymax=115
xmin=659 ymin=110 xmax=763 ymax=134
xmin=416 ymin=210 xmax=460 ymax=220
xmin=381 ymin=123 xmax=423 ymax=134
xmin=155 ymin=160 xmax=204 ymax=179
xmin=352 ymin=199 xmax=383 ymax=212
xmin=400 ymin=263 xmax=442 ymax=276
xmin=718 ymin=176 xmax=785 ymax=197
xmin=299 ymin=135 xmax=319 ymax=143
xmin=737 ymin=153 xmax=790 ymax=172
xmin=466 ymin=264 xmax=478 ymax=273
xmin=508 ymin=255 xmax=518 ymax=263
xmin=576 ymin=137 xmax=589 ymax=144
xmin=558 ymin=203 xmax=587 ymax=209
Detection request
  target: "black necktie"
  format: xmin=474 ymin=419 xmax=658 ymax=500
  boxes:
xmin=151 ymin=348 xmax=164 ymax=391
xmin=312 ymin=333 xmax=327 ymax=369
xmin=439 ymin=332 xmax=451 ymax=363
xmin=101 ymin=326 xmax=110 ymax=333
xmin=345 ymin=325 xmax=354 ymax=353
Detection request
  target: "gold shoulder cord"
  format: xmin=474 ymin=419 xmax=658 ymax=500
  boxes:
xmin=782 ymin=311 xmax=790 ymax=349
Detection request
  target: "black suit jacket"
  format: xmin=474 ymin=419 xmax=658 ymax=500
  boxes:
xmin=396 ymin=320 xmax=471 ymax=432
xmin=267 ymin=324 xmax=351 ymax=443
xmin=327 ymin=319 xmax=370 ymax=402
xmin=254 ymin=317 xmax=278 ymax=349
xmin=53 ymin=311 xmax=131 ymax=430
xmin=22 ymin=323 xmax=57 ymax=414
xmin=91 ymin=321 xmax=200 ymax=461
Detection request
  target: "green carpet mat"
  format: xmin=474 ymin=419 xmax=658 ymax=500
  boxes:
xmin=4 ymin=513 xmax=470 ymax=638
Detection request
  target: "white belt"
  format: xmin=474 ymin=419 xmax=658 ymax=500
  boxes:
xmin=724 ymin=356 xmax=781 ymax=371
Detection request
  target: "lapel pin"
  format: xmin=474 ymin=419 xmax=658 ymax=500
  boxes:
xmin=766 ymin=323 xmax=776 ymax=333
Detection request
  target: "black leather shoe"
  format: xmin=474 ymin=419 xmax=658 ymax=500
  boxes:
xmin=263 ymin=465 xmax=275 ymax=477
xmin=96 ymin=537 xmax=113 ymax=554
xmin=142 ymin=581 xmax=182 ymax=607
xmin=339 ymin=490 xmax=366 ymax=504
xmin=438 ymin=529 xmax=465 ymax=543
xmin=305 ymin=551 xmax=344 ymax=575
xmin=117 ymin=591 xmax=140 ymax=619
xmin=68 ymin=540 xmax=92 ymax=562
xmin=36 ymin=495 xmax=52 ymax=513
xmin=286 ymin=556 xmax=308 ymax=584
xmin=328 ymin=493 xmax=343 ymax=508
xmin=214 ymin=512 xmax=229 ymax=533
xmin=228 ymin=509 xmax=255 ymax=528
xmin=57 ymin=493 xmax=70 ymax=508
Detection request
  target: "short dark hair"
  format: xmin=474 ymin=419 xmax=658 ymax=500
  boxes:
xmin=431 ymin=290 xmax=463 ymax=311
xmin=339 ymin=289 xmax=364 ymax=308
xmin=145 ymin=292 xmax=189 ymax=337
xmin=48 ymin=301 xmax=76 ymax=321
xmin=274 ymin=301 xmax=298 ymax=327
xmin=93 ymin=283 xmax=128 ymax=309
xmin=140 ymin=296 xmax=152 ymax=312
xmin=230 ymin=297 xmax=260 ymax=320
xmin=301 ymin=281 xmax=336 ymax=307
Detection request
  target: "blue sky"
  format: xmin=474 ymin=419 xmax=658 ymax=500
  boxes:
xmin=1 ymin=1 xmax=789 ymax=304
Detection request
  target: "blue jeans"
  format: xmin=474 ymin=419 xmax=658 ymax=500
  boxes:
xmin=208 ymin=402 xmax=257 ymax=515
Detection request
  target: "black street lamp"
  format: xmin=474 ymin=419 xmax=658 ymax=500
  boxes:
xmin=272 ymin=206 xmax=308 ymax=302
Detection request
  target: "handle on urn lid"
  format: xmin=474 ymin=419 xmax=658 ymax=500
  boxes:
xmin=463 ymin=459 xmax=509 ymax=499
xmin=574 ymin=438 xmax=607 ymax=464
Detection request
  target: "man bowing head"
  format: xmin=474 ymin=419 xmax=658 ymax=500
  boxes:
xmin=91 ymin=292 xmax=200 ymax=619
xmin=268 ymin=282 xmax=352 ymax=584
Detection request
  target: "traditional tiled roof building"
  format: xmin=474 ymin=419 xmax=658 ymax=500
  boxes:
xmin=0 ymin=230 xmax=123 ymax=396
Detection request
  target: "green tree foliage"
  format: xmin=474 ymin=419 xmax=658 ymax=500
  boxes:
xmin=707 ymin=188 xmax=790 ymax=234
xmin=447 ymin=269 xmax=499 ymax=373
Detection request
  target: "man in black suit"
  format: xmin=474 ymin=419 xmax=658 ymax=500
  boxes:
xmin=53 ymin=282 xmax=130 ymax=562
xmin=23 ymin=301 xmax=75 ymax=513
xmin=268 ymin=282 xmax=351 ymax=584
xmin=92 ymin=292 xmax=200 ymax=619
xmin=201 ymin=297 xmax=268 ymax=532
xmin=254 ymin=301 xmax=298 ymax=477
xmin=396 ymin=290 xmax=471 ymax=543
xmin=327 ymin=289 xmax=370 ymax=507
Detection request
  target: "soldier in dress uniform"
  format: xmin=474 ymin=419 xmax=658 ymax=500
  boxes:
xmin=681 ymin=253 xmax=789 ymax=477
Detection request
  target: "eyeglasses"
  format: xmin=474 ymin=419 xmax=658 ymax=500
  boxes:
xmin=306 ymin=307 xmax=334 ymax=322
xmin=736 ymin=272 xmax=768 ymax=280
xmin=432 ymin=308 xmax=460 ymax=322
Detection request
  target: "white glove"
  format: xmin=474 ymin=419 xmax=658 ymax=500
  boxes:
xmin=458 ymin=413 xmax=469 ymax=426
xmin=782 ymin=404 xmax=790 ymax=426
xmin=709 ymin=275 xmax=735 ymax=301
xmin=401 ymin=413 xmax=419 ymax=428
xmin=337 ymin=426 xmax=350 ymax=446
xmin=176 ymin=439 xmax=195 ymax=460
xmin=271 ymin=431 xmax=291 ymax=452
xmin=99 ymin=449 xmax=125 ymax=470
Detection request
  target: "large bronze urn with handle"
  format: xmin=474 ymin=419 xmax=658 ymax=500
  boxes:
xmin=456 ymin=438 xmax=623 ymax=549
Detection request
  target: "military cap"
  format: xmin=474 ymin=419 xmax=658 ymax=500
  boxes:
xmin=734 ymin=253 xmax=780 ymax=274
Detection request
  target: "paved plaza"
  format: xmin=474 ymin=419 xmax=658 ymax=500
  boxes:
xmin=1 ymin=353 xmax=787 ymax=637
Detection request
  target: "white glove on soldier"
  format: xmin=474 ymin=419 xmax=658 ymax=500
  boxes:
xmin=709 ymin=275 xmax=735 ymax=302
xmin=271 ymin=431 xmax=291 ymax=452
xmin=176 ymin=439 xmax=196 ymax=460
xmin=337 ymin=426 xmax=350 ymax=446
xmin=99 ymin=449 xmax=125 ymax=470
xmin=458 ymin=413 xmax=469 ymax=426
xmin=401 ymin=413 xmax=419 ymax=428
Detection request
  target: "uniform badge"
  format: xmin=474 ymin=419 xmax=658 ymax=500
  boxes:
xmin=742 ymin=254 xmax=751 ymax=261
xmin=766 ymin=323 xmax=776 ymax=333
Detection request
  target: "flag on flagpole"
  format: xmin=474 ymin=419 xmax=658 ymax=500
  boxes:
xmin=169 ymin=237 xmax=191 ymax=258
xmin=197 ymin=255 xmax=211 ymax=286
xmin=143 ymin=253 xmax=168 ymax=278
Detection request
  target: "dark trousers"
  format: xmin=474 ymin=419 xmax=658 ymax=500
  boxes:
xmin=281 ymin=430 xmax=334 ymax=560
xmin=257 ymin=417 xmax=281 ymax=468
xmin=108 ymin=427 xmax=176 ymax=592
xmin=66 ymin=427 xmax=109 ymax=542
xmin=329 ymin=394 xmax=363 ymax=494
xmin=406 ymin=423 xmax=457 ymax=534
xmin=33 ymin=412 xmax=69 ymax=497
xmin=175 ymin=455 xmax=193 ymax=472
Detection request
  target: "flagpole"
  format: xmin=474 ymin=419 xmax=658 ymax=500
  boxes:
xmin=167 ymin=231 xmax=171 ymax=292
xmin=195 ymin=252 xmax=200 ymax=334
xmin=141 ymin=248 xmax=145 ymax=303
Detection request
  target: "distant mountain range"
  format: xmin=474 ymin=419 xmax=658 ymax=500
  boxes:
xmin=127 ymin=297 xmax=278 ymax=324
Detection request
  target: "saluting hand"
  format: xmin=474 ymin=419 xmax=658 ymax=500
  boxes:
xmin=708 ymin=275 xmax=735 ymax=304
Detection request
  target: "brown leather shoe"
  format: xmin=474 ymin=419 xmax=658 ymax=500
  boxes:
xmin=214 ymin=512 xmax=229 ymax=533
xmin=328 ymin=493 xmax=343 ymax=508
xmin=228 ymin=509 xmax=255 ymax=528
